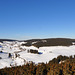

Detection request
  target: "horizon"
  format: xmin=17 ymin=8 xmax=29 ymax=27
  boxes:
xmin=0 ymin=0 xmax=75 ymax=40
xmin=0 ymin=37 xmax=74 ymax=41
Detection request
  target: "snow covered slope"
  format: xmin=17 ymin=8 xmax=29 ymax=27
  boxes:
xmin=0 ymin=41 xmax=75 ymax=69
xmin=19 ymin=45 xmax=75 ymax=64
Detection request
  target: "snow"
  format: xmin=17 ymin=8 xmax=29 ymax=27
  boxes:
xmin=32 ymin=42 xmax=37 ymax=44
xmin=11 ymin=57 xmax=25 ymax=66
xmin=42 ymin=40 xmax=47 ymax=42
xmin=20 ymin=46 xmax=38 ymax=50
xmin=0 ymin=41 xmax=75 ymax=69
xmin=0 ymin=52 xmax=12 ymax=69
xmin=19 ymin=45 xmax=75 ymax=64
xmin=72 ymin=42 xmax=75 ymax=45
xmin=19 ymin=42 xmax=27 ymax=45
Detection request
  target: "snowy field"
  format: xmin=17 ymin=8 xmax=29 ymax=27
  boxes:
xmin=0 ymin=41 xmax=75 ymax=69
xmin=19 ymin=45 xmax=75 ymax=63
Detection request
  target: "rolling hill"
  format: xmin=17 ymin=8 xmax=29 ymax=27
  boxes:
xmin=22 ymin=38 xmax=75 ymax=47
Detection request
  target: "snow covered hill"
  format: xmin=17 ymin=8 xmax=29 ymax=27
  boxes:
xmin=0 ymin=39 xmax=75 ymax=69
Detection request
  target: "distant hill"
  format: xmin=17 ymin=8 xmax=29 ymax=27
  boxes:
xmin=22 ymin=38 xmax=75 ymax=48
xmin=0 ymin=38 xmax=75 ymax=48
xmin=0 ymin=39 xmax=17 ymax=42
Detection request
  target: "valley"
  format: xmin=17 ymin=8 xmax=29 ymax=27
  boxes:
xmin=0 ymin=38 xmax=75 ymax=69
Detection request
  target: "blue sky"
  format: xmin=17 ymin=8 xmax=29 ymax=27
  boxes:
xmin=0 ymin=0 xmax=75 ymax=40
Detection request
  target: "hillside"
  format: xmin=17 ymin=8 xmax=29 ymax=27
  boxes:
xmin=22 ymin=38 xmax=75 ymax=47
xmin=0 ymin=39 xmax=17 ymax=42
